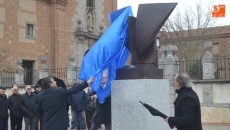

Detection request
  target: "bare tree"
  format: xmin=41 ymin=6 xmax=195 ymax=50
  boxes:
xmin=160 ymin=0 xmax=224 ymax=60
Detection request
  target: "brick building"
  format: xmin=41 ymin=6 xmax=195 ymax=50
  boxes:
xmin=159 ymin=25 xmax=230 ymax=59
xmin=158 ymin=25 xmax=230 ymax=79
xmin=0 ymin=0 xmax=116 ymax=71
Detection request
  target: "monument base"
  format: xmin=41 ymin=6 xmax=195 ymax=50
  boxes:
xmin=112 ymin=79 xmax=170 ymax=130
xmin=116 ymin=65 xmax=163 ymax=80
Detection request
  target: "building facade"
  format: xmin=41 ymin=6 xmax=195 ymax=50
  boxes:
xmin=0 ymin=0 xmax=117 ymax=71
xmin=159 ymin=25 xmax=230 ymax=59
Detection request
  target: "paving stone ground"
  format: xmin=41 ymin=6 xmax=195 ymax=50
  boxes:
xmin=11 ymin=120 xmax=229 ymax=130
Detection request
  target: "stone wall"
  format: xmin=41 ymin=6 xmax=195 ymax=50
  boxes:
xmin=192 ymin=81 xmax=230 ymax=124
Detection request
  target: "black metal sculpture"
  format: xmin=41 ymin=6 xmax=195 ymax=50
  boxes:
xmin=116 ymin=3 xmax=178 ymax=80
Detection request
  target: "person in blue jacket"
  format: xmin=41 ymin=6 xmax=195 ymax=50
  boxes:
xmin=68 ymin=88 xmax=88 ymax=130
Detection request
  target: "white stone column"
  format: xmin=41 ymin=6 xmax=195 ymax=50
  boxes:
xmin=173 ymin=45 xmax=179 ymax=74
xmin=15 ymin=59 xmax=24 ymax=85
xmin=67 ymin=55 xmax=77 ymax=86
xmin=164 ymin=45 xmax=178 ymax=116
xmin=202 ymin=41 xmax=215 ymax=79
xmin=39 ymin=57 xmax=48 ymax=79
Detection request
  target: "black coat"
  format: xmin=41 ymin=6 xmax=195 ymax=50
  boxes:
xmin=0 ymin=94 xmax=8 ymax=118
xmin=8 ymin=94 xmax=23 ymax=118
xmin=19 ymin=93 xmax=37 ymax=117
xmin=36 ymin=81 xmax=89 ymax=130
xmin=92 ymin=95 xmax=111 ymax=125
xmin=168 ymin=87 xmax=202 ymax=130
xmin=67 ymin=90 xmax=87 ymax=111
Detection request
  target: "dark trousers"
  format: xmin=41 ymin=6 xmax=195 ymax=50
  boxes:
xmin=74 ymin=110 xmax=86 ymax=129
xmin=0 ymin=118 xmax=8 ymax=130
xmin=35 ymin=115 xmax=44 ymax=130
xmin=85 ymin=110 xmax=94 ymax=129
xmin=10 ymin=117 xmax=23 ymax=130
xmin=24 ymin=117 xmax=36 ymax=130
xmin=90 ymin=123 xmax=111 ymax=130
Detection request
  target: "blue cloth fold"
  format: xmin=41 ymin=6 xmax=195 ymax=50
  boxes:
xmin=78 ymin=6 xmax=133 ymax=104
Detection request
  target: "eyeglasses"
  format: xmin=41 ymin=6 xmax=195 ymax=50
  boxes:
xmin=27 ymin=88 xmax=31 ymax=90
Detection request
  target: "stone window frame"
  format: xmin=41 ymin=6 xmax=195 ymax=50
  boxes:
xmin=25 ymin=22 xmax=36 ymax=40
xmin=212 ymin=42 xmax=220 ymax=55
xmin=86 ymin=0 xmax=95 ymax=9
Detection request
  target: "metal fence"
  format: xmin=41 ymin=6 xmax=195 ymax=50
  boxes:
xmin=178 ymin=57 xmax=230 ymax=80
xmin=0 ymin=68 xmax=83 ymax=87
xmin=0 ymin=71 xmax=15 ymax=87
xmin=213 ymin=57 xmax=230 ymax=79
xmin=1 ymin=57 xmax=230 ymax=87
xmin=177 ymin=58 xmax=203 ymax=80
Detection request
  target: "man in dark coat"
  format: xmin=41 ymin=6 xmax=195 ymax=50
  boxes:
xmin=90 ymin=74 xmax=111 ymax=130
xmin=36 ymin=76 xmax=94 ymax=130
xmin=33 ymin=84 xmax=44 ymax=130
xmin=68 ymin=89 xmax=88 ymax=130
xmin=19 ymin=85 xmax=38 ymax=130
xmin=91 ymin=95 xmax=111 ymax=130
xmin=164 ymin=72 xmax=202 ymax=130
xmin=0 ymin=85 xmax=8 ymax=130
xmin=85 ymin=87 xmax=96 ymax=130
xmin=8 ymin=84 xmax=23 ymax=130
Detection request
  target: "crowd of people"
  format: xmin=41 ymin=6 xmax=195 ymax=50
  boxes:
xmin=0 ymin=72 xmax=202 ymax=130
xmin=0 ymin=74 xmax=111 ymax=130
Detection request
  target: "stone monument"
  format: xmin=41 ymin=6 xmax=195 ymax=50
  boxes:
xmin=15 ymin=59 xmax=24 ymax=85
xmin=112 ymin=3 xmax=177 ymax=130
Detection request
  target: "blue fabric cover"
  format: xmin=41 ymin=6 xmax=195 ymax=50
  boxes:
xmin=78 ymin=6 xmax=133 ymax=103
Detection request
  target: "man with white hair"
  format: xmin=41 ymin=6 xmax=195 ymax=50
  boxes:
xmin=19 ymin=85 xmax=37 ymax=130
xmin=8 ymin=84 xmax=23 ymax=130
xmin=164 ymin=72 xmax=202 ymax=130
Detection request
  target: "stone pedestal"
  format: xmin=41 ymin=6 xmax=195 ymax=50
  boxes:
xmin=116 ymin=66 xmax=163 ymax=79
xmin=38 ymin=70 xmax=48 ymax=79
xmin=15 ymin=73 xmax=24 ymax=85
xmin=202 ymin=41 xmax=215 ymax=79
xmin=15 ymin=59 xmax=24 ymax=85
xmin=112 ymin=79 xmax=170 ymax=130
xmin=67 ymin=55 xmax=77 ymax=86
xmin=39 ymin=57 xmax=48 ymax=79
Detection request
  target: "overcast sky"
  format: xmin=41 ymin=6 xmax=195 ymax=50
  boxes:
xmin=117 ymin=0 xmax=230 ymax=26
